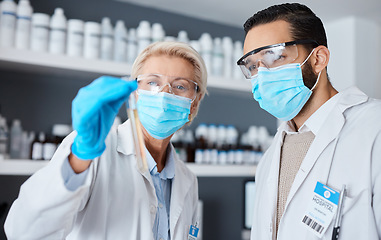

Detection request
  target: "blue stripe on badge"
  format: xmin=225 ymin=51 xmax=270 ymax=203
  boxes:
xmin=314 ymin=182 xmax=340 ymax=205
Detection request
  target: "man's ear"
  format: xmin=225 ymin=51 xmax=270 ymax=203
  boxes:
xmin=312 ymin=46 xmax=330 ymax=74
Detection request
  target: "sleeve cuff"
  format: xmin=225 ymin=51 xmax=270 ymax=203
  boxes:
xmin=61 ymin=157 xmax=89 ymax=191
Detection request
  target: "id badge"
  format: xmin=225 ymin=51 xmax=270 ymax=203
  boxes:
xmin=301 ymin=181 xmax=340 ymax=238
xmin=188 ymin=224 xmax=199 ymax=240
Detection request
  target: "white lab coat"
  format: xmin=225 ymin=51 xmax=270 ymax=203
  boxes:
xmin=251 ymin=87 xmax=381 ymax=240
xmin=5 ymin=120 xmax=199 ymax=240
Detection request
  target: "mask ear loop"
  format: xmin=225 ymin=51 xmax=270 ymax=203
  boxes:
xmin=300 ymin=48 xmax=315 ymax=67
xmin=311 ymin=71 xmax=322 ymax=91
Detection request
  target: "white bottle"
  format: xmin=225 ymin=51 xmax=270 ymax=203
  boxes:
xmin=31 ymin=132 xmax=44 ymax=160
xmin=151 ymin=23 xmax=164 ymax=42
xmin=222 ymin=36 xmax=233 ymax=78
xmin=83 ymin=21 xmax=100 ymax=59
xmin=30 ymin=13 xmax=50 ymax=52
xmin=199 ymin=33 xmax=213 ymax=75
xmin=189 ymin=40 xmax=201 ymax=53
xmin=48 ymin=8 xmax=66 ymax=54
xmin=0 ymin=116 xmax=9 ymax=158
xmin=14 ymin=0 xmax=33 ymax=50
xmin=9 ymin=119 xmax=22 ymax=159
xmin=126 ymin=28 xmax=137 ymax=65
xmin=177 ymin=30 xmax=189 ymax=43
xmin=212 ymin=37 xmax=224 ymax=76
xmin=100 ymin=17 xmax=113 ymax=61
xmin=113 ymin=20 xmax=127 ymax=62
xmin=163 ymin=36 xmax=176 ymax=42
xmin=137 ymin=20 xmax=151 ymax=54
xmin=233 ymin=41 xmax=244 ymax=79
xmin=66 ymin=19 xmax=84 ymax=57
xmin=0 ymin=0 xmax=16 ymax=47
xmin=20 ymin=131 xmax=34 ymax=159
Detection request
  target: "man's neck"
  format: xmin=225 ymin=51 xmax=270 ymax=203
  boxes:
xmin=292 ymin=81 xmax=338 ymax=130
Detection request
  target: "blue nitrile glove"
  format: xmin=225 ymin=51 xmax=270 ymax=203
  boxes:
xmin=71 ymin=76 xmax=137 ymax=160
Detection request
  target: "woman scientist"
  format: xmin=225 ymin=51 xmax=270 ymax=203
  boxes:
xmin=4 ymin=41 xmax=207 ymax=240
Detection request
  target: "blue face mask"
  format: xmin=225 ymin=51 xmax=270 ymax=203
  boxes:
xmin=136 ymin=89 xmax=191 ymax=139
xmin=251 ymin=50 xmax=320 ymax=121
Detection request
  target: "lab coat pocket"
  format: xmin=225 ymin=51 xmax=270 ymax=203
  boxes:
xmin=341 ymin=189 xmax=367 ymax=216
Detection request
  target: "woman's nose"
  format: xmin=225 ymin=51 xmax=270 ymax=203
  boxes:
xmin=161 ymin=83 xmax=172 ymax=93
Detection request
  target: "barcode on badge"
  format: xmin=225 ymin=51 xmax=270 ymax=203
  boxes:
xmin=302 ymin=215 xmax=324 ymax=234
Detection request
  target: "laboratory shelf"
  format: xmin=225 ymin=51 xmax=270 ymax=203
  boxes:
xmin=186 ymin=163 xmax=256 ymax=177
xmin=0 ymin=159 xmax=49 ymax=176
xmin=0 ymin=47 xmax=251 ymax=92
xmin=0 ymin=159 xmax=256 ymax=177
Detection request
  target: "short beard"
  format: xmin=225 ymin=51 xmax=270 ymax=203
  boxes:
xmin=302 ymin=61 xmax=318 ymax=90
xmin=297 ymin=61 xmax=319 ymax=118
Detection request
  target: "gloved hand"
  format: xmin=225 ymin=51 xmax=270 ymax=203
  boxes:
xmin=71 ymin=76 xmax=137 ymax=160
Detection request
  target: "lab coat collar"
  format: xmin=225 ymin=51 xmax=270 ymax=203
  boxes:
xmin=277 ymin=86 xmax=369 ymax=220
xmin=116 ymin=120 xmax=135 ymax=156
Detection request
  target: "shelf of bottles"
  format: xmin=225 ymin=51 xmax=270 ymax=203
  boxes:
xmin=0 ymin=0 xmax=251 ymax=92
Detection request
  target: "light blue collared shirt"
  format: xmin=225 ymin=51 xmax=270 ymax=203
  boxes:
xmin=146 ymin=146 xmax=175 ymax=240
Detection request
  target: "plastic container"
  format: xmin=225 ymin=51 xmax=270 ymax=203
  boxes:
xmin=48 ymin=8 xmax=67 ymax=54
xmin=52 ymin=123 xmax=71 ymax=146
xmin=233 ymin=41 xmax=244 ymax=79
xmin=199 ymin=33 xmax=213 ymax=74
xmin=66 ymin=19 xmax=84 ymax=57
xmin=14 ymin=0 xmax=33 ymax=50
xmin=0 ymin=0 xmax=17 ymax=47
xmin=177 ymin=30 xmax=189 ymax=43
xmin=212 ymin=37 xmax=224 ymax=76
xmin=222 ymin=36 xmax=233 ymax=78
xmin=9 ymin=119 xmax=22 ymax=159
xmin=31 ymin=132 xmax=44 ymax=160
xmin=83 ymin=21 xmax=100 ymax=59
xmin=100 ymin=17 xmax=113 ymax=61
xmin=151 ymin=23 xmax=164 ymax=42
xmin=137 ymin=20 xmax=151 ymax=54
xmin=189 ymin=40 xmax=201 ymax=53
xmin=126 ymin=28 xmax=137 ymax=65
xmin=0 ymin=116 xmax=9 ymax=158
xmin=113 ymin=20 xmax=127 ymax=62
xmin=30 ymin=13 xmax=50 ymax=52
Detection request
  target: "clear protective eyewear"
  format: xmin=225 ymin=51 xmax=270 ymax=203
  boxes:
xmin=136 ymin=73 xmax=199 ymax=102
xmin=236 ymin=39 xmax=318 ymax=79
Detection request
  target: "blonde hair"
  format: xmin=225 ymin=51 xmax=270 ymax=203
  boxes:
xmin=131 ymin=42 xmax=208 ymax=107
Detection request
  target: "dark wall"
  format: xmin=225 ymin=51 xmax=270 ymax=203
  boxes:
xmin=0 ymin=1 xmax=276 ymax=239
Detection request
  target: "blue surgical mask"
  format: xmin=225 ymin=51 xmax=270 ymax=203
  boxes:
xmin=137 ymin=89 xmax=191 ymax=139
xmin=251 ymin=50 xmax=320 ymax=121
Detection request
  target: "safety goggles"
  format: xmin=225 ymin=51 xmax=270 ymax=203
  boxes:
xmin=136 ymin=73 xmax=199 ymax=102
xmin=236 ymin=39 xmax=319 ymax=79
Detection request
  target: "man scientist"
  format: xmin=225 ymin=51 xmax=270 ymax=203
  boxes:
xmin=236 ymin=3 xmax=381 ymax=239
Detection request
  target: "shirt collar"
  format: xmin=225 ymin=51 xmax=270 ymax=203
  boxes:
xmin=285 ymin=92 xmax=341 ymax=135
xmin=146 ymin=145 xmax=175 ymax=180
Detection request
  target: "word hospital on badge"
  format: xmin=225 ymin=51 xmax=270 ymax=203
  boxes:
xmin=301 ymin=181 xmax=340 ymax=238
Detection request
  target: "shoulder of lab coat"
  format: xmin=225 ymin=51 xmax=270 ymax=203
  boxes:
xmin=250 ymin=86 xmax=381 ymax=240
xmin=4 ymin=130 xmax=98 ymax=239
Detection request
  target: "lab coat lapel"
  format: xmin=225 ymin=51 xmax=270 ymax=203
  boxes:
xmin=266 ymin=129 xmax=284 ymax=232
xmin=170 ymin=147 xmax=192 ymax=239
xmin=284 ymin=87 xmax=368 ymax=209
xmin=116 ymin=120 xmax=154 ymax=184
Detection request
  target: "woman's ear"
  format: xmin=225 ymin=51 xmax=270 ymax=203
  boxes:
xmin=190 ymin=94 xmax=202 ymax=115
xmin=312 ymin=46 xmax=330 ymax=74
